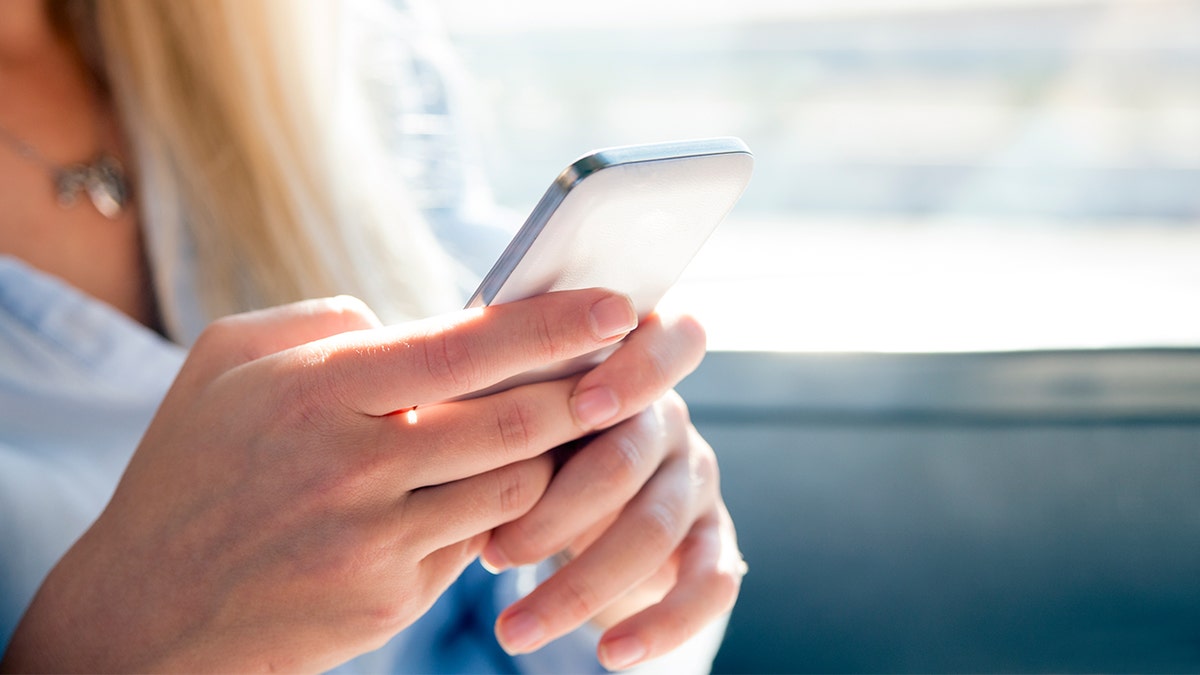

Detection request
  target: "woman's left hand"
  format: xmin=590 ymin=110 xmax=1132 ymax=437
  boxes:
xmin=480 ymin=312 xmax=747 ymax=671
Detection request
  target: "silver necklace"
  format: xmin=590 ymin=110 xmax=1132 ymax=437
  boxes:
xmin=0 ymin=124 xmax=130 ymax=219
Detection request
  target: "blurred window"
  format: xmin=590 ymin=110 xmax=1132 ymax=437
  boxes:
xmin=436 ymin=0 xmax=1200 ymax=352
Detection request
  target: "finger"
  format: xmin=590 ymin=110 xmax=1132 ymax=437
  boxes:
xmin=186 ymin=296 xmax=382 ymax=380
xmin=493 ymin=445 xmax=718 ymax=655
xmin=401 ymin=452 xmax=556 ymax=554
xmin=483 ymin=400 xmax=684 ymax=570
xmin=567 ymin=313 xmax=706 ymax=431
xmin=359 ymin=532 xmax=491 ymax=642
xmin=411 ymin=532 xmax=492 ymax=618
xmin=307 ymin=289 xmax=638 ymax=416
xmin=368 ymin=375 xmax=592 ymax=488
xmin=597 ymin=507 xmax=746 ymax=671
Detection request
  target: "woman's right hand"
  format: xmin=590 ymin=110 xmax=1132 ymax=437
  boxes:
xmin=2 ymin=289 xmax=641 ymax=674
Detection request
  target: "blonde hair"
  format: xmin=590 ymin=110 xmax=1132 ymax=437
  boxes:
xmin=76 ymin=0 xmax=461 ymax=338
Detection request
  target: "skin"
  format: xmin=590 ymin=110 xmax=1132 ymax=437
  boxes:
xmin=0 ymin=0 xmax=155 ymax=328
xmin=0 ymin=1 xmax=745 ymax=672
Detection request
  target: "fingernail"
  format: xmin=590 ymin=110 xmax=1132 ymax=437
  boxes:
xmin=571 ymin=386 xmax=620 ymax=428
xmin=589 ymin=295 xmax=637 ymax=340
xmin=600 ymin=635 xmax=647 ymax=671
xmin=497 ymin=610 xmax=544 ymax=655
xmin=480 ymin=542 xmax=509 ymax=574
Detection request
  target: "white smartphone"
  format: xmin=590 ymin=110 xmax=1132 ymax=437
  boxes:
xmin=464 ymin=137 xmax=754 ymax=395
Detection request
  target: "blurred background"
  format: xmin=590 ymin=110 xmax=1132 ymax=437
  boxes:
xmin=428 ymin=0 xmax=1200 ymax=671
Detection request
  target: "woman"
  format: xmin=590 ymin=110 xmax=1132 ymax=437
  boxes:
xmin=0 ymin=0 xmax=744 ymax=672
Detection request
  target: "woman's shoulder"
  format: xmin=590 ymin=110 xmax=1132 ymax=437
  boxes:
xmin=0 ymin=255 xmax=184 ymax=390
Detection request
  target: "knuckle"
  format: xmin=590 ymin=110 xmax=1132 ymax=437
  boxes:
xmin=493 ymin=398 xmax=539 ymax=459
xmin=422 ymin=329 xmax=481 ymax=392
xmin=192 ymin=315 xmax=254 ymax=369
xmin=529 ymin=311 xmax=563 ymax=361
xmin=659 ymin=390 xmax=692 ymax=427
xmin=595 ymin=433 xmax=643 ymax=492
xmin=318 ymin=295 xmax=380 ymax=332
xmin=714 ymin=556 xmax=745 ymax=595
xmin=639 ymin=500 xmax=685 ymax=551
xmin=501 ymin=516 xmax=553 ymax=564
xmin=191 ymin=322 xmax=225 ymax=358
xmin=315 ymin=351 xmax=363 ymax=415
xmin=362 ymin=592 xmax=418 ymax=636
xmin=555 ymin=573 xmax=603 ymax=620
xmin=689 ymin=444 xmax=720 ymax=489
xmin=282 ymin=361 xmax=347 ymax=432
xmin=195 ymin=314 xmax=241 ymax=348
xmin=639 ymin=315 xmax=708 ymax=392
xmin=674 ymin=313 xmax=708 ymax=355
xmin=707 ymin=565 xmax=745 ymax=612
xmin=493 ymin=463 xmax=538 ymax=517
xmin=644 ymin=340 xmax=674 ymax=389
xmin=327 ymin=294 xmax=373 ymax=319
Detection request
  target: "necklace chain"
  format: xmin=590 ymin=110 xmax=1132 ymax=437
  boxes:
xmin=0 ymin=121 xmax=131 ymax=219
xmin=0 ymin=124 xmax=55 ymax=169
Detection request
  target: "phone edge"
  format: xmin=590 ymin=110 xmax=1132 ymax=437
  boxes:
xmin=464 ymin=137 xmax=753 ymax=309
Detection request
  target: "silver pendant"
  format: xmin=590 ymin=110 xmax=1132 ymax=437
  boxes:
xmin=54 ymin=154 xmax=129 ymax=219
